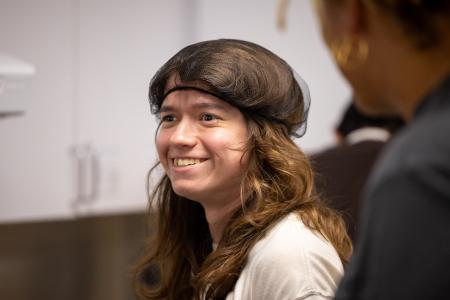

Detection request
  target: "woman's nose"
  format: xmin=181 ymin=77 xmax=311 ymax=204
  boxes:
xmin=169 ymin=119 xmax=197 ymax=147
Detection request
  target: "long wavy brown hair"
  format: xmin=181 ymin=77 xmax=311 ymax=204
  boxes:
xmin=133 ymin=39 xmax=352 ymax=300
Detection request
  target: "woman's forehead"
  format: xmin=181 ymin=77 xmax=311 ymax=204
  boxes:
xmin=161 ymin=90 xmax=232 ymax=112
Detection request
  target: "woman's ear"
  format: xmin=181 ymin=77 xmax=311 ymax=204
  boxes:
xmin=315 ymin=0 xmax=368 ymax=41
xmin=348 ymin=0 xmax=369 ymax=36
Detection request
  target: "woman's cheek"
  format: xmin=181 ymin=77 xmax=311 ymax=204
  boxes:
xmin=156 ymin=132 xmax=169 ymax=169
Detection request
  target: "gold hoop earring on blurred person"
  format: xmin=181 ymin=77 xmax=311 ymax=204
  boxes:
xmin=331 ymin=37 xmax=369 ymax=70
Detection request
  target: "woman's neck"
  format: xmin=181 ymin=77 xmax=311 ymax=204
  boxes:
xmin=202 ymin=197 xmax=242 ymax=245
xmin=390 ymin=50 xmax=450 ymax=121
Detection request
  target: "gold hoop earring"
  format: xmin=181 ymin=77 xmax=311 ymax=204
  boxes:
xmin=331 ymin=37 xmax=369 ymax=69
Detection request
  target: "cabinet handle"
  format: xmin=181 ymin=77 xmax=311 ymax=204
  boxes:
xmin=88 ymin=150 xmax=100 ymax=203
xmin=70 ymin=143 xmax=100 ymax=215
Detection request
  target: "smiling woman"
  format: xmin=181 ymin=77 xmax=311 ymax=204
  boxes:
xmin=157 ymin=84 xmax=249 ymax=229
xmin=133 ymin=39 xmax=352 ymax=300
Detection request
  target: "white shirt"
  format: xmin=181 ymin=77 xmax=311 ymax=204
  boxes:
xmin=225 ymin=213 xmax=344 ymax=300
xmin=345 ymin=127 xmax=391 ymax=145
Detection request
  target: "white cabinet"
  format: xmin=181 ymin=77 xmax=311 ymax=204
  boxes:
xmin=0 ymin=0 xmax=195 ymax=223
xmin=0 ymin=0 xmax=76 ymax=223
xmin=73 ymin=0 xmax=195 ymax=216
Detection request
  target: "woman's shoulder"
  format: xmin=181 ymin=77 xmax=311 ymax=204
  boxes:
xmin=227 ymin=213 xmax=344 ymax=299
xmin=251 ymin=213 xmax=338 ymax=257
xmin=250 ymin=213 xmax=343 ymax=268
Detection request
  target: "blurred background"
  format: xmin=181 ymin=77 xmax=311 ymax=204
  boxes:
xmin=0 ymin=0 xmax=350 ymax=299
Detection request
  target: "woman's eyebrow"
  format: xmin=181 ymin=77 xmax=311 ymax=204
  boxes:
xmin=191 ymin=102 xmax=231 ymax=112
xmin=159 ymin=105 xmax=175 ymax=113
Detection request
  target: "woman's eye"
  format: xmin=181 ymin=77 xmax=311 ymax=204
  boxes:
xmin=161 ymin=115 xmax=176 ymax=123
xmin=201 ymin=113 xmax=217 ymax=122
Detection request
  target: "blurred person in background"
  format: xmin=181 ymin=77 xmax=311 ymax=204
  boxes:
xmin=311 ymin=0 xmax=450 ymax=299
xmin=311 ymin=101 xmax=404 ymax=241
xmin=133 ymin=39 xmax=352 ymax=300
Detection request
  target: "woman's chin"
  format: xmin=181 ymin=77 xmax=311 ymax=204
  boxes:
xmin=172 ymin=185 xmax=202 ymax=202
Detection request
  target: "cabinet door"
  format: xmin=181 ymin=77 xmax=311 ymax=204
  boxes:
xmin=0 ymin=0 xmax=75 ymax=223
xmin=0 ymin=0 xmax=196 ymax=222
xmin=73 ymin=0 xmax=196 ymax=216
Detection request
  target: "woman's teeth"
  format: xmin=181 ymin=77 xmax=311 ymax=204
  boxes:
xmin=173 ymin=158 xmax=202 ymax=167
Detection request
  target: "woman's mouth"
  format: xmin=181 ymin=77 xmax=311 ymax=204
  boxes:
xmin=173 ymin=158 xmax=207 ymax=167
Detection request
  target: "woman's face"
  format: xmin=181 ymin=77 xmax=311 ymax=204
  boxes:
xmin=313 ymin=0 xmax=393 ymax=116
xmin=156 ymin=81 xmax=249 ymax=205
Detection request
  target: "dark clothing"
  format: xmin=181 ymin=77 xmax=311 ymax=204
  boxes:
xmin=335 ymin=74 xmax=450 ymax=300
xmin=311 ymin=141 xmax=385 ymax=241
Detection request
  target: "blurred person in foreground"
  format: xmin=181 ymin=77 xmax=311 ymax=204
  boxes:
xmin=133 ymin=39 xmax=352 ymax=300
xmin=311 ymin=101 xmax=404 ymax=242
xmin=309 ymin=0 xmax=450 ymax=299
